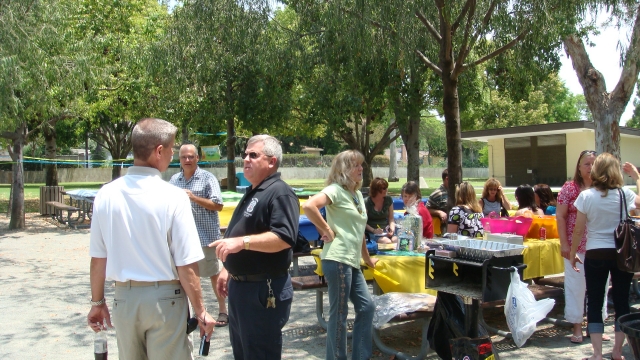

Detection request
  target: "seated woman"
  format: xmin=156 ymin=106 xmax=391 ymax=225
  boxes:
xmin=401 ymin=181 xmax=434 ymax=239
xmin=479 ymin=178 xmax=511 ymax=217
xmin=364 ymin=177 xmax=398 ymax=244
xmin=514 ymin=184 xmax=544 ymax=216
xmin=534 ymin=183 xmax=557 ymax=215
xmin=447 ymin=182 xmax=484 ymax=238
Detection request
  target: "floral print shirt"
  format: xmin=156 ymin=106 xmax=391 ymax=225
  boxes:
xmin=447 ymin=206 xmax=484 ymax=238
xmin=557 ymin=181 xmax=587 ymax=254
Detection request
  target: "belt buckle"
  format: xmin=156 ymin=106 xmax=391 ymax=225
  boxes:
xmin=230 ymin=274 xmax=239 ymax=281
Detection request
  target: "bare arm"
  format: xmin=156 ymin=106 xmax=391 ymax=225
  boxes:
xmin=212 ymin=231 xmax=291 ymax=262
xmin=184 ymin=190 xmax=223 ymax=211
xmin=87 ymin=257 xmax=112 ymax=332
xmin=623 ymin=162 xmax=640 ymax=209
xmin=429 ymin=208 xmax=448 ymax=222
xmin=302 ymin=193 xmax=335 ymax=242
xmin=386 ymin=203 xmax=396 ymax=235
xmin=556 ymin=203 xmax=570 ymax=259
xmin=499 ymin=187 xmax=511 ymax=210
xmin=177 ymin=263 xmax=215 ymax=338
xmin=569 ymin=210 xmax=587 ymax=271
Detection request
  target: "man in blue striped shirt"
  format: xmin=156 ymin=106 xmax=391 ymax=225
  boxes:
xmin=170 ymin=143 xmax=228 ymax=327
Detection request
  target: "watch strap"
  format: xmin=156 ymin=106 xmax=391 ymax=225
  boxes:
xmin=90 ymin=297 xmax=106 ymax=306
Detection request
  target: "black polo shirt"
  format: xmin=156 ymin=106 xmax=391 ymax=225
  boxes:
xmin=224 ymin=172 xmax=300 ymax=275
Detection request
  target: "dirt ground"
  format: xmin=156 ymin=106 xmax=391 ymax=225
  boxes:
xmin=0 ymin=213 xmax=638 ymax=359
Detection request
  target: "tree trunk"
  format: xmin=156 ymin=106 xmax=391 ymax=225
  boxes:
xmin=362 ymin=158 xmax=374 ymax=188
xmin=43 ymin=125 xmax=58 ymax=186
xmin=563 ymin=20 xmax=640 ymax=159
xmin=388 ymin=128 xmax=397 ymax=182
xmin=226 ymin=78 xmax=237 ymax=191
xmin=441 ymin=67 xmax=462 ymax=208
xmin=404 ymin=112 xmax=421 ymax=183
xmin=112 ymin=165 xmax=122 ymax=180
xmin=8 ymin=124 xmax=27 ymax=230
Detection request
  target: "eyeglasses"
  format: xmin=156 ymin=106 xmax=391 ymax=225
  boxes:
xmin=180 ymin=155 xmax=196 ymax=160
xmin=244 ymin=151 xmax=273 ymax=160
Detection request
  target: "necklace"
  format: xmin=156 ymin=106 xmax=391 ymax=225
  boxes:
xmin=351 ymin=192 xmax=363 ymax=215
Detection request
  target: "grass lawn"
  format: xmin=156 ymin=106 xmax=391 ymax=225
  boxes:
xmin=0 ymin=177 xmax=501 ymax=214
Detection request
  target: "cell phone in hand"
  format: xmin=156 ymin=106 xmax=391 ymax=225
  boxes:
xmin=199 ymin=334 xmax=210 ymax=356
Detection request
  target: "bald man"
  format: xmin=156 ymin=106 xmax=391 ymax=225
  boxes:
xmin=170 ymin=143 xmax=228 ymax=327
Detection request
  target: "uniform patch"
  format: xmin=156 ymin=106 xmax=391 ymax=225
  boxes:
xmin=245 ymin=198 xmax=259 ymax=217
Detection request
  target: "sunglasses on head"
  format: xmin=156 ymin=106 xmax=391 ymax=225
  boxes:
xmin=580 ymin=150 xmax=596 ymax=157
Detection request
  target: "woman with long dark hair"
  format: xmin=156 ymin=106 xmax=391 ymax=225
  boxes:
xmin=514 ymin=184 xmax=544 ymax=216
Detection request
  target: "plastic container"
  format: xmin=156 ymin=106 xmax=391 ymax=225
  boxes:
xmin=526 ymin=215 xmax=558 ymax=239
xmin=480 ymin=217 xmax=532 ymax=237
xmin=618 ymin=312 xmax=640 ymax=360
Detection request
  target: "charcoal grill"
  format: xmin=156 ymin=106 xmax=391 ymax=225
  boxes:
xmin=425 ymin=247 xmax=527 ymax=338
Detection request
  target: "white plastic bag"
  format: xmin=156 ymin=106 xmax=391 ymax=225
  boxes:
xmin=504 ymin=269 xmax=555 ymax=347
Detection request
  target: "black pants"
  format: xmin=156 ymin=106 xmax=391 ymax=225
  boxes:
xmin=228 ymin=275 xmax=293 ymax=360
xmin=585 ymin=256 xmax=633 ymax=333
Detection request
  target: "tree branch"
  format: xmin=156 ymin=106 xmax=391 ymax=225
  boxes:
xmin=451 ymin=0 xmax=475 ymax=33
xmin=611 ymin=4 xmax=640 ymax=106
xmin=461 ymin=29 xmax=528 ymax=73
xmin=454 ymin=0 xmax=477 ymax=72
xmin=415 ymin=50 xmax=442 ymax=76
xmin=415 ymin=10 xmax=441 ymax=42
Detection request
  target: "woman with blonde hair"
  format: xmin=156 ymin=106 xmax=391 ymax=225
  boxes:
xmin=447 ymin=181 xmax=484 ymax=238
xmin=569 ymin=153 xmax=640 ymax=360
xmin=302 ymin=150 xmax=378 ymax=360
xmin=479 ymin=178 xmax=511 ymax=217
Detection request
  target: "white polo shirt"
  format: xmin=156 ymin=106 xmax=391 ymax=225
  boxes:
xmin=89 ymin=166 xmax=204 ymax=282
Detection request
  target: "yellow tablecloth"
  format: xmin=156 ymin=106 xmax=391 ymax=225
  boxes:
xmin=311 ymin=237 xmax=562 ymax=295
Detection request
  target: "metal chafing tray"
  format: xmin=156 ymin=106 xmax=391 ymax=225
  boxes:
xmin=437 ymin=239 xmax=527 ymax=261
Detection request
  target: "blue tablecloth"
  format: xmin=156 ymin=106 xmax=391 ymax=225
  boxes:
xmin=392 ymin=197 xmax=427 ymax=210
xmin=298 ymin=212 xmax=405 ymax=242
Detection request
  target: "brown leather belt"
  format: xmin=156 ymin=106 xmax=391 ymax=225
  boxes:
xmin=115 ymin=280 xmax=180 ymax=287
xmin=229 ymin=270 xmax=288 ymax=282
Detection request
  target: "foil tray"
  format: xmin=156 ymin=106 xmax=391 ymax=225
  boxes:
xmin=438 ymin=239 xmax=527 ymax=261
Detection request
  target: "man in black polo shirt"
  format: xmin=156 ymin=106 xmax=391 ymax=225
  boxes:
xmin=212 ymin=134 xmax=299 ymax=360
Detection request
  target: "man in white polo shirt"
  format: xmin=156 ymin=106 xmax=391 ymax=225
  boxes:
xmin=87 ymin=118 xmax=215 ymax=359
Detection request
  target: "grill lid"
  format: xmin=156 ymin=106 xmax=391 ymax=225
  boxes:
xmin=437 ymin=239 xmax=527 ymax=261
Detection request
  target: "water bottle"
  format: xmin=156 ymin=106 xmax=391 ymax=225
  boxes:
xmin=94 ymin=329 xmax=108 ymax=360
xmin=484 ymin=221 xmax=491 ymax=240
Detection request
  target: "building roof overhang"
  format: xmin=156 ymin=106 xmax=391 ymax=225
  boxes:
xmin=461 ymin=121 xmax=640 ymax=142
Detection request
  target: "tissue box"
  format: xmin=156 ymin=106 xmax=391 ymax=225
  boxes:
xmin=486 ymin=233 xmax=524 ymax=245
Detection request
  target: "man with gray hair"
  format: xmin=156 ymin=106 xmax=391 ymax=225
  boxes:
xmin=212 ymin=134 xmax=299 ymax=359
xmin=87 ymin=118 xmax=215 ymax=359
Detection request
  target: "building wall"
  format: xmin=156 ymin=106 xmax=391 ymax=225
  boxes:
xmin=487 ymin=138 xmax=506 ymax=185
xmin=621 ymin=136 xmax=640 ymax=169
xmin=565 ymin=131 xmax=594 ymax=180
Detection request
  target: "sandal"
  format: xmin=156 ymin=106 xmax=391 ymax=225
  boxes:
xmin=570 ymin=334 xmax=583 ymax=344
xmin=215 ymin=313 xmax=229 ymax=327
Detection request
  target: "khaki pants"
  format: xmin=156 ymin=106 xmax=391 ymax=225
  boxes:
xmin=113 ymin=282 xmax=192 ymax=360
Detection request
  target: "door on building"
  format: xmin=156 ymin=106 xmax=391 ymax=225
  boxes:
xmin=504 ymin=135 xmax=566 ymax=187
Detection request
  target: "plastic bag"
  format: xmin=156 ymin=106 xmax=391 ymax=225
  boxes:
xmin=504 ymin=269 xmax=555 ymax=347
xmin=372 ymin=292 xmax=436 ymax=328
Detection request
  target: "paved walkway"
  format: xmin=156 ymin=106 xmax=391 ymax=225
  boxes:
xmin=0 ymin=214 xmax=637 ymax=359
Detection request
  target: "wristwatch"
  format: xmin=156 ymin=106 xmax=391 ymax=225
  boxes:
xmin=243 ymin=236 xmax=250 ymax=250
xmin=90 ymin=297 xmax=106 ymax=306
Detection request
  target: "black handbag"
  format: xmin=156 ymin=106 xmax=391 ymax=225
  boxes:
xmin=614 ymin=188 xmax=640 ymax=272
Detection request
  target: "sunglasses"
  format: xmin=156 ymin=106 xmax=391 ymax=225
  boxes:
xmin=244 ymin=151 xmax=272 ymax=160
xmin=351 ymin=194 xmax=363 ymax=215
xmin=580 ymin=150 xmax=596 ymax=157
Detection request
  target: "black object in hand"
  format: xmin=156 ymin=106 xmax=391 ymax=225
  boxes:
xmin=199 ymin=335 xmax=210 ymax=356
xmin=186 ymin=317 xmax=198 ymax=334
